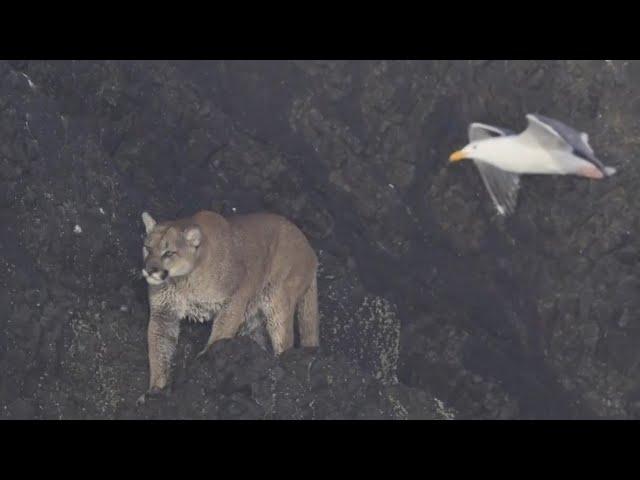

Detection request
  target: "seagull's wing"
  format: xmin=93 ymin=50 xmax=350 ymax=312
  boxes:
xmin=519 ymin=114 xmax=574 ymax=153
xmin=525 ymin=113 xmax=610 ymax=172
xmin=468 ymin=122 xmax=515 ymax=142
xmin=467 ymin=122 xmax=520 ymax=215
xmin=473 ymin=160 xmax=521 ymax=216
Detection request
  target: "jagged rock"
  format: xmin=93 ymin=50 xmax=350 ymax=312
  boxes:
xmin=1 ymin=60 xmax=638 ymax=419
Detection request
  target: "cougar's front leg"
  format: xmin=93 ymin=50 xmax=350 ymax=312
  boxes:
xmin=197 ymin=294 xmax=250 ymax=357
xmin=137 ymin=313 xmax=180 ymax=406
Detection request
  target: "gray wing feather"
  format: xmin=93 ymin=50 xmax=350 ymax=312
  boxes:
xmin=468 ymin=122 xmax=515 ymax=142
xmin=473 ymin=160 xmax=521 ymax=216
xmin=580 ymin=132 xmax=594 ymax=155
xmin=524 ymin=114 xmax=608 ymax=171
xmin=520 ymin=114 xmax=573 ymax=152
xmin=468 ymin=122 xmax=521 ymax=215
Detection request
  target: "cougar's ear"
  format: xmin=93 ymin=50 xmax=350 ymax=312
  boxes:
xmin=183 ymin=225 xmax=202 ymax=248
xmin=142 ymin=212 xmax=156 ymax=234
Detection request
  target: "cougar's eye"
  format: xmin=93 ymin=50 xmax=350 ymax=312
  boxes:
xmin=163 ymin=251 xmax=176 ymax=259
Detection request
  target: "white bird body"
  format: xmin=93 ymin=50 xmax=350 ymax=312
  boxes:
xmin=472 ymin=136 xmax=564 ymax=174
xmin=449 ymin=114 xmax=617 ymax=216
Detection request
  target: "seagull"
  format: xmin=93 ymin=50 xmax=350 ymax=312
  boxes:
xmin=448 ymin=114 xmax=617 ymax=216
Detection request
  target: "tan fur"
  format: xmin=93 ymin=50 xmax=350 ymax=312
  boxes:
xmin=137 ymin=210 xmax=319 ymax=404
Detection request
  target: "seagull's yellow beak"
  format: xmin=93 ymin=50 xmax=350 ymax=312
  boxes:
xmin=449 ymin=150 xmax=467 ymax=162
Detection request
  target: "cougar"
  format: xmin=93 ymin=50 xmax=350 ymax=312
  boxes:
xmin=136 ymin=210 xmax=319 ymax=404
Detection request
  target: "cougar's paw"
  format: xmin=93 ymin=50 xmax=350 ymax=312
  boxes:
xmin=136 ymin=393 xmax=148 ymax=407
xmin=196 ymin=344 xmax=211 ymax=359
xmin=135 ymin=386 xmax=166 ymax=407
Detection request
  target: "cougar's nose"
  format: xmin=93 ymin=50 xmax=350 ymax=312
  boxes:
xmin=143 ymin=266 xmax=161 ymax=276
xmin=143 ymin=266 xmax=159 ymax=276
xmin=145 ymin=266 xmax=168 ymax=280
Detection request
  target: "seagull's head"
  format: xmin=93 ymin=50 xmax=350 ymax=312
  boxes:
xmin=449 ymin=141 xmax=485 ymax=163
xmin=450 ymin=136 xmax=513 ymax=166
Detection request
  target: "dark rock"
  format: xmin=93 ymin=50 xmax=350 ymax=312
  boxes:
xmin=2 ymin=60 xmax=638 ymax=419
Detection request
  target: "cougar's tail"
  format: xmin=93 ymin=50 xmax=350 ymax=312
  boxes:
xmin=297 ymin=275 xmax=319 ymax=348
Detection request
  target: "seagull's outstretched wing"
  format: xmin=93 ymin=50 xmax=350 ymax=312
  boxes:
xmin=468 ymin=122 xmax=520 ymax=216
xmin=520 ymin=113 xmax=616 ymax=176
xmin=474 ymin=161 xmax=521 ymax=216
xmin=519 ymin=114 xmax=574 ymax=152
xmin=468 ymin=122 xmax=515 ymax=142
xmin=530 ymin=113 xmax=615 ymax=175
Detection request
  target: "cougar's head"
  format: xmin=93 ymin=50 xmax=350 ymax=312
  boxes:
xmin=141 ymin=212 xmax=202 ymax=286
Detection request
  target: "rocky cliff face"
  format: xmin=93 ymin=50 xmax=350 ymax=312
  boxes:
xmin=1 ymin=60 xmax=638 ymax=419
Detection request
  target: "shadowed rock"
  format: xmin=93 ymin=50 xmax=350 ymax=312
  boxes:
xmin=1 ymin=60 xmax=638 ymax=419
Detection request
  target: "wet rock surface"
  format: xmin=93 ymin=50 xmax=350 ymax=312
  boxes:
xmin=1 ymin=60 xmax=638 ymax=419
